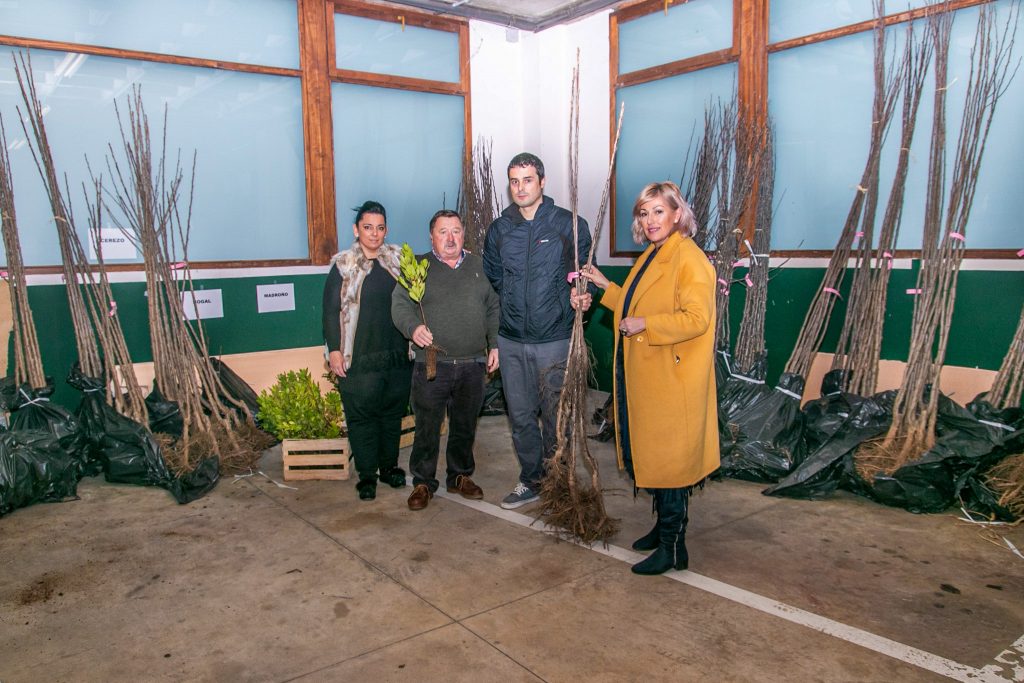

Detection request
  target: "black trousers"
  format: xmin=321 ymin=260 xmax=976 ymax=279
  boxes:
xmin=337 ymin=364 xmax=412 ymax=482
xmin=409 ymin=360 xmax=486 ymax=492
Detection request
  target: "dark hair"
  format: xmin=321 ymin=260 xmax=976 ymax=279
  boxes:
xmin=507 ymin=152 xmax=544 ymax=180
xmin=429 ymin=209 xmax=462 ymax=232
xmin=353 ymin=200 xmax=386 ymax=225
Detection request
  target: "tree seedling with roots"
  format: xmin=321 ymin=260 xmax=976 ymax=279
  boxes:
xmin=397 ymin=243 xmax=442 ymax=380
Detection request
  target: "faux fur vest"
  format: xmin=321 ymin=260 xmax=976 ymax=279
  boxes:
xmin=329 ymin=242 xmax=407 ymax=371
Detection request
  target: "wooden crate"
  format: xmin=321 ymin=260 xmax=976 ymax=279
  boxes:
xmin=398 ymin=414 xmax=446 ymax=449
xmin=282 ymin=438 xmax=350 ymax=481
xmin=399 ymin=415 xmax=417 ymax=449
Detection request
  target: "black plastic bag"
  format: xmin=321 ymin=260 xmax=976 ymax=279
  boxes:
xmin=69 ymin=366 xmax=218 ymax=504
xmin=966 ymin=395 xmax=1023 ymax=450
xmin=168 ymin=455 xmax=220 ymax=504
xmin=765 ymin=390 xmax=894 ymax=500
xmin=850 ymin=394 xmax=1003 ymax=513
xmin=5 ymin=378 xmax=93 ymax=477
xmin=480 ymin=373 xmax=506 ymax=417
xmin=717 ymin=353 xmax=772 ymax=424
xmin=0 ymin=429 xmax=79 ymax=517
xmin=146 ymin=382 xmax=184 ymax=437
xmin=714 ymin=348 xmax=732 ymax=390
xmin=589 ymin=394 xmax=615 ymax=442
xmin=209 ymin=357 xmax=259 ymax=420
xmin=719 ymin=372 xmax=806 ymax=482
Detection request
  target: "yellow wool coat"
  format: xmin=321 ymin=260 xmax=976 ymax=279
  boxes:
xmin=600 ymin=231 xmax=720 ymax=488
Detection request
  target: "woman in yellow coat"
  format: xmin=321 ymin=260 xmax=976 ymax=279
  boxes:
xmin=580 ymin=181 xmax=719 ymax=575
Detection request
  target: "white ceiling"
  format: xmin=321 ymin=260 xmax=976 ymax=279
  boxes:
xmin=379 ymin=0 xmax=625 ymax=31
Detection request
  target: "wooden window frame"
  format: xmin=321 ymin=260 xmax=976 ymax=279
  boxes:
xmin=0 ymin=0 xmax=472 ymax=272
xmin=609 ymin=0 xmax=1015 ymax=259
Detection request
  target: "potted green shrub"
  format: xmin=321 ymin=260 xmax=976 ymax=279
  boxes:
xmin=257 ymin=369 xmax=349 ymax=480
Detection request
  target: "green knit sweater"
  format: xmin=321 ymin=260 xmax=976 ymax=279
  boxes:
xmin=391 ymin=252 xmax=500 ymax=362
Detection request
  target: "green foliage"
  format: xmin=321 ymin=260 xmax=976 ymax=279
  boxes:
xmin=257 ymin=368 xmax=345 ymax=440
xmin=396 ymin=242 xmax=429 ymax=303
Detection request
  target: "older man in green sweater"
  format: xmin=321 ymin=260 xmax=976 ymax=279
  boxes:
xmin=392 ymin=210 xmax=500 ymax=510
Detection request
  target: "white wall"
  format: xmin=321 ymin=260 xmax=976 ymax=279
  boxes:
xmin=469 ymin=12 xmax=633 ymax=266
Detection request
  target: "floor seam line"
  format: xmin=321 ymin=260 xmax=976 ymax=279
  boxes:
xmin=452 ymin=621 xmax=549 ymax=682
xmin=242 ymin=479 xmax=459 ymax=623
xmin=275 ymin=622 xmax=454 ymax=683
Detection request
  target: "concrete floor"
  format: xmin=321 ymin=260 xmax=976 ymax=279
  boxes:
xmin=2 ymin=410 xmax=1023 ymax=682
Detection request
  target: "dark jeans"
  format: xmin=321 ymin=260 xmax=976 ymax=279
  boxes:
xmin=409 ymin=360 xmax=486 ymax=492
xmin=337 ymin=364 xmax=412 ymax=482
xmin=496 ymin=336 xmax=569 ymax=488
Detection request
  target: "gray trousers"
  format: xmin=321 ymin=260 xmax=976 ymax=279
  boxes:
xmin=497 ymin=335 xmax=569 ymax=488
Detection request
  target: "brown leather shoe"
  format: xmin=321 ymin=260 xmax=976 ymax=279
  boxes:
xmin=407 ymin=484 xmax=432 ymax=511
xmin=446 ymin=475 xmax=483 ymax=500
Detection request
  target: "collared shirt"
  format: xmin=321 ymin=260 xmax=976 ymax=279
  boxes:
xmin=432 ymin=247 xmax=467 ymax=269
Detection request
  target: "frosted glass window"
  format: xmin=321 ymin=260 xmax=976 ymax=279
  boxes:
xmin=770 ymin=0 xmax=937 ymax=43
xmin=0 ymin=47 xmax=308 ymax=266
xmin=769 ymin=32 xmax=877 ymax=250
xmin=769 ymin=1 xmax=1023 ymax=251
xmin=0 ymin=0 xmax=299 ymax=69
xmin=613 ymin=63 xmax=738 ymax=253
xmin=332 ymin=83 xmax=463 ymax=254
xmin=619 ymin=0 xmax=733 ymax=74
xmin=334 ymin=14 xmax=460 ymax=83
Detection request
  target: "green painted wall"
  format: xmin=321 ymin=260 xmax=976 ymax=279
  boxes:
xmin=584 ymin=264 xmax=1024 ymax=395
xmin=20 ymin=274 xmax=327 ymax=408
xmin=15 ymin=264 xmax=1024 ymax=409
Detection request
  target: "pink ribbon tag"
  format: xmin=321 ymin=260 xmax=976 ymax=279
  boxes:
xmin=948 ymin=232 xmax=965 ymax=242
xmin=170 ymin=262 xmax=186 ymax=270
xmin=744 ymin=274 xmax=754 ymax=287
xmin=855 ymin=231 xmax=865 ymax=239
xmin=717 ymin=277 xmax=729 ymax=293
xmin=733 ymin=260 xmax=745 ymax=268
xmin=823 ymin=287 xmax=841 ymax=297
xmin=108 ymin=301 xmax=118 ymax=317
xmin=906 ymin=288 xmax=922 ymax=295
xmin=566 ymin=271 xmax=579 ymax=283
xmin=0 ymin=271 xmax=7 ymax=279
xmin=882 ymin=251 xmax=894 ymax=269
xmin=1017 ymin=248 xmax=1024 ymax=258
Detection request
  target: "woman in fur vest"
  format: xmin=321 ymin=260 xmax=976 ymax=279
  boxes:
xmin=578 ymin=181 xmax=719 ymax=575
xmin=322 ymin=200 xmax=412 ymax=500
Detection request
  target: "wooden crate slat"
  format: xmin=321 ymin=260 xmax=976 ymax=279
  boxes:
xmin=282 ymin=437 xmax=350 ymax=481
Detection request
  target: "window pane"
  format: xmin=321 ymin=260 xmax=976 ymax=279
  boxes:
xmin=618 ymin=0 xmax=732 ymax=74
xmin=334 ymin=14 xmax=459 ymax=83
xmin=769 ymin=1 xmax=1023 ymax=251
xmin=614 ymin=63 xmax=738 ymax=253
xmin=0 ymin=47 xmax=308 ymax=265
xmin=332 ymin=83 xmax=463 ymax=253
xmin=769 ymin=0 xmax=935 ymax=44
xmin=0 ymin=0 xmax=299 ymax=69
xmin=769 ymin=32 xmax=877 ymax=250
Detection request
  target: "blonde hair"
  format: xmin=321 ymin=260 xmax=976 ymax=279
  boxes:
xmin=630 ymin=181 xmax=697 ymax=245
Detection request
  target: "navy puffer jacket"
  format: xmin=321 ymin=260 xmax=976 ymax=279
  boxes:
xmin=483 ymin=196 xmax=594 ymax=344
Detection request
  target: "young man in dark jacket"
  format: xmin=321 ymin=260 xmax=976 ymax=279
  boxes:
xmin=482 ymin=152 xmax=594 ymax=509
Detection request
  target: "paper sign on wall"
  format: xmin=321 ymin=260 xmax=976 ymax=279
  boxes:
xmin=256 ymin=283 xmax=295 ymax=313
xmin=182 ymin=289 xmax=224 ymax=321
xmin=88 ymin=228 xmax=137 ymax=261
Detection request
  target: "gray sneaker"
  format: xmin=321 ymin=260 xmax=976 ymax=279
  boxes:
xmin=500 ymin=483 xmax=539 ymax=509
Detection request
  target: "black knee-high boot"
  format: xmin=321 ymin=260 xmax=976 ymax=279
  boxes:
xmin=631 ymin=487 xmax=689 ymax=575
xmin=631 ymin=495 xmax=660 ymax=551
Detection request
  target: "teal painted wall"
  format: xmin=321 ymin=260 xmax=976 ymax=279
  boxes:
xmin=584 ymin=264 xmax=1024 ymax=395
xmin=14 ymin=264 xmax=1024 ymax=409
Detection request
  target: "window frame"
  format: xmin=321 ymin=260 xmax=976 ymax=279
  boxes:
xmin=609 ymin=0 xmax=1012 ymax=259
xmin=0 ymin=0 xmax=472 ymax=271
